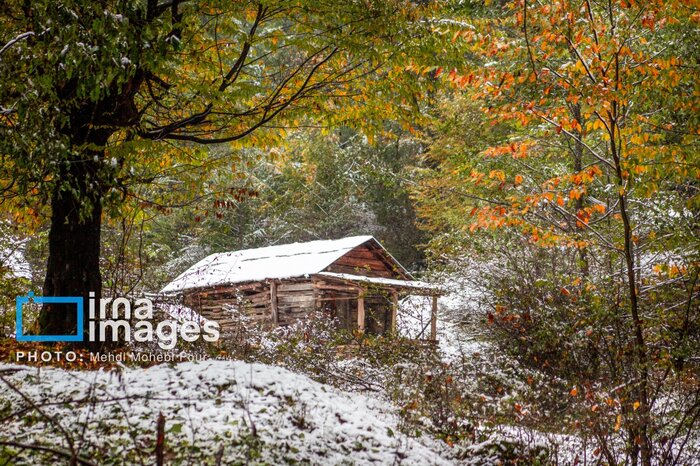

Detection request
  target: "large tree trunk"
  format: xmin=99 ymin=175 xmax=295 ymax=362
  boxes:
xmin=36 ymin=79 xmax=136 ymax=341
xmin=39 ymin=155 xmax=104 ymax=344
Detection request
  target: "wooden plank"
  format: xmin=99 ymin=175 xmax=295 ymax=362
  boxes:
xmin=270 ymin=280 xmax=278 ymax=325
xmin=325 ymin=264 xmax=394 ymax=278
xmin=315 ymin=284 xmax=361 ymax=293
xmin=430 ymin=295 xmax=438 ymax=341
xmin=240 ymin=296 xmax=269 ymax=306
xmin=357 ymin=294 xmax=365 ymax=332
xmin=276 ymin=282 xmax=314 ymax=291
xmin=329 ymin=242 xmax=408 ymax=280
xmin=342 ymin=249 xmax=379 ymax=260
xmin=364 ymin=242 xmax=410 ymax=279
xmin=391 ymin=290 xmax=398 ymax=334
xmin=194 ymin=282 xmax=264 ymax=296
xmin=318 ymin=276 xmax=437 ymax=296
xmin=332 ymin=256 xmax=390 ymax=270
xmin=277 ymin=295 xmax=315 ymax=304
xmin=316 ymin=277 xmax=394 ymax=295
xmin=312 ymin=280 xmax=362 ymax=293
xmin=315 ymin=296 xmax=357 ymax=302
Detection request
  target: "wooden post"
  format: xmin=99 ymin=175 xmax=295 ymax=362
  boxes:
xmin=390 ymin=290 xmax=399 ymax=334
xmin=430 ymin=295 xmax=438 ymax=341
xmin=270 ymin=280 xmax=278 ymax=325
xmin=155 ymin=412 xmax=165 ymax=466
xmin=357 ymin=292 xmax=365 ymax=332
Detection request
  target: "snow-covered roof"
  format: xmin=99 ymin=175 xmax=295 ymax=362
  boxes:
xmin=162 ymin=235 xmax=404 ymax=294
xmin=316 ymin=272 xmax=439 ymax=294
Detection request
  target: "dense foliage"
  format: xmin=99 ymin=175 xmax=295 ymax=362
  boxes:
xmin=0 ymin=0 xmax=439 ymax=335
xmin=0 ymin=0 xmax=698 ymax=464
xmin=414 ymin=1 xmax=699 ymax=464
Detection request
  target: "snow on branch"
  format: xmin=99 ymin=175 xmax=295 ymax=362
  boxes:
xmin=0 ymin=32 xmax=34 ymax=57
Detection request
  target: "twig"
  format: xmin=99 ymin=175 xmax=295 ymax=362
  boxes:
xmin=0 ymin=441 xmax=96 ymax=466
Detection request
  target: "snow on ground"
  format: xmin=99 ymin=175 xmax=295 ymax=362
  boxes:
xmin=0 ymin=360 xmax=455 ymax=465
xmin=397 ymin=279 xmax=487 ymax=360
xmin=0 ymin=237 xmax=31 ymax=279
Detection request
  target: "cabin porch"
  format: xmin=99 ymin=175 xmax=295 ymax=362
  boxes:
xmin=182 ymin=273 xmax=440 ymax=341
xmin=310 ymin=272 xmax=440 ymax=340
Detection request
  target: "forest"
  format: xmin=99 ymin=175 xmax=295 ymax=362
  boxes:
xmin=0 ymin=0 xmax=698 ymax=464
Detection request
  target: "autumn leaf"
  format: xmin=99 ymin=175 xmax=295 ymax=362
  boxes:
xmin=615 ymin=415 xmax=622 ymax=431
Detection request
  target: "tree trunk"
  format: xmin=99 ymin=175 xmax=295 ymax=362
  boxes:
xmin=570 ymin=103 xmax=590 ymax=278
xmin=608 ymin=93 xmax=652 ymax=466
xmin=39 ymin=155 xmax=103 ymax=345
xmin=37 ymin=81 xmax=133 ymax=341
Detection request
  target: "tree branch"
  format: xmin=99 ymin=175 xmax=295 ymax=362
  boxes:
xmin=218 ymin=3 xmax=265 ymax=92
xmin=0 ymin=31 xmax=34 ymax=57
xmin=0 ymin=441 xmax=97 ymax=466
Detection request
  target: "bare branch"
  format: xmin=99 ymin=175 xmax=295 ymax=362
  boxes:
xmin=0 ymin=31 xmax=34 ymax=57
xmin=218 ymin=3 xmax=265 ymax=92
xmin=0 ymin=441 xmax=97 ymax=466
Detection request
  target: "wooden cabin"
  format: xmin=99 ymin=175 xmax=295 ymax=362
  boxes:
xmin=160 ymin=236 xmax=440 ymax=340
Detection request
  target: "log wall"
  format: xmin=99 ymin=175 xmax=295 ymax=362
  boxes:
xmin=183 ymin=276 xmax=395 ymax=338
xmin=183 ymin=278 xmax=319 ymax=334
xmin=311 ymin=276 xmax=391 ymax=334
xmin=323 ymin=244 xmax=407 ymax=279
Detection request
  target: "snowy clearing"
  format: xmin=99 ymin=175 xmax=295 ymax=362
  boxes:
xmin=0 ymin=360 xmax=455 ymax=465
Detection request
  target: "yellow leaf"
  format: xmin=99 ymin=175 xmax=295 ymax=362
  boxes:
xmin=633 ymin=401 xmax=641 ymax=411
